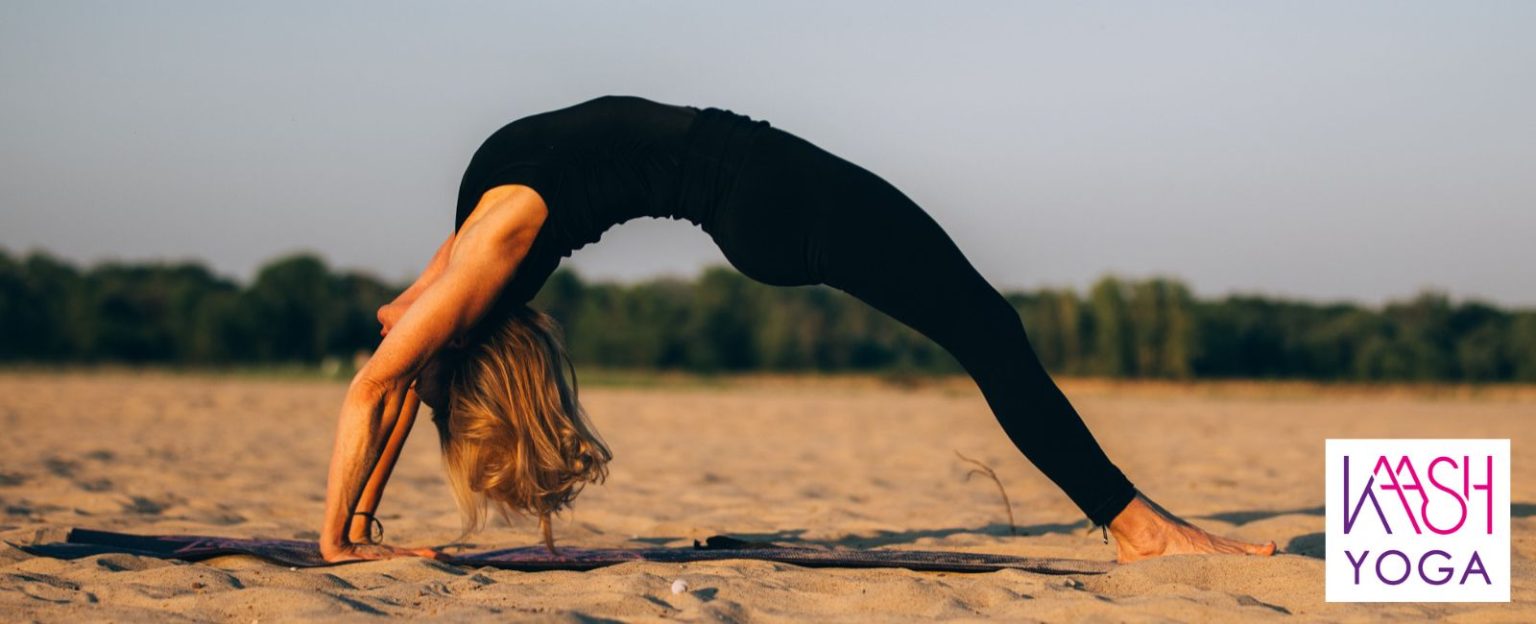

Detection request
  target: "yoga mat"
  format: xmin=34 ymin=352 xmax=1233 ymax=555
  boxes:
xmin=20 ymin=529 xmax=1113 ymax=575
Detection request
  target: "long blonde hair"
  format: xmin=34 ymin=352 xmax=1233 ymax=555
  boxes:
xmin=419 ymin=305 xmax=610 ymax=552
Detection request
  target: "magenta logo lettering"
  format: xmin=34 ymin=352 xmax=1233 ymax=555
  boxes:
xmin=1326 ymin=439 xmax=1510 ymax=602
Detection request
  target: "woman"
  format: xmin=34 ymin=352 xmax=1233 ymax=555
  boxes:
xmin=320 ymin=95 xmax=1277 ymax=564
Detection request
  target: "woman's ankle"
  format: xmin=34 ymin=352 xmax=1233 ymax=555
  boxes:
xmin=1107 ymin=494 xmax=1176 ymax=544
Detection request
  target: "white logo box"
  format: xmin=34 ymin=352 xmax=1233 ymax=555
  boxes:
xmin=1325 ymin=439 xmax=1510 ymax=602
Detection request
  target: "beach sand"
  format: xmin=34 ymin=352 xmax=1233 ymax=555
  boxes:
xmin=2 ymin=372 xmax=1533 ymax=622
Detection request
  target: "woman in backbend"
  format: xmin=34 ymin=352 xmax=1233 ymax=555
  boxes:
xmin=319 ymin=95 xmax=1277 ymax=564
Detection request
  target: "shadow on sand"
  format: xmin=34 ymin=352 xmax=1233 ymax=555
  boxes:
xmin=625 ymin=502 xmax=1535 ymax=558
xmin=721 ymin=520 xmax=1092 ymax=549
xmin=1270 ymin=501 xmax=1536 ymax=560
xmin=1196 ymin=507 xmax=1324 ymax=526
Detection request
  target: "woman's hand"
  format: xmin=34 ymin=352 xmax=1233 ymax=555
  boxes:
xmin=321 ymin=540 xmax=441 ymax=564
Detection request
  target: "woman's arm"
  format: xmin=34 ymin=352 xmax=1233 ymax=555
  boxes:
xmin=322 ymin=375 xmax=426 ymax=561
xmin=377 ymin=231 xmax=456 ymax=337
xmin=344 ymin=387 xmax=422 ymax=544
xmin=344 ymin=232 xmax=454 ymax=539
xmin=320 ymin=185 xmax=547 ymax=562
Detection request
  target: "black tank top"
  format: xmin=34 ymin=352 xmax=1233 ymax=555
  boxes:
xmin=454 ymin=95 xmax=770 ymax=302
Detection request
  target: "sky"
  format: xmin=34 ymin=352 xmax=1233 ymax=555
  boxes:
xmin=2 ymin=1 xmax=1533 ymax=306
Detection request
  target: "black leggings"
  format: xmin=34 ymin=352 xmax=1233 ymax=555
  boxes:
xmin=707 ymin=125 xmax=1137 ymax=526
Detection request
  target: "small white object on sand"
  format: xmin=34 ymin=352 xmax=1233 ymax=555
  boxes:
xmin=671 ymin=579 xmax=689 ymax=594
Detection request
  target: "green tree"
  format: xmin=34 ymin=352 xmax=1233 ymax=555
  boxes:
xmin=684 ymin=268 xmax=763 ymax=371
xmin=1507 ymin=314 xmax=1536 ymax=382
xmin=1127 ymin=278 xmax=1196 ymax=378
xmin=245 ymin=254 xmax=334 ymax=362
xmin=1089 ymin=276 xmax=1134 ymax=377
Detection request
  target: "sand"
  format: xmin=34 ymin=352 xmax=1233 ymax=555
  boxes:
xmin=2 ymin=371 xmax=1534 ymax=622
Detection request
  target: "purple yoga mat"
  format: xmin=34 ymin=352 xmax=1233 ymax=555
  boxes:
xmin=19 ymin=528 xmax=1113 ymax=575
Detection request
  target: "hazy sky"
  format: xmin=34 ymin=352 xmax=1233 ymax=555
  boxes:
xmin=3 ymin=2 xmax=1532 ymax=305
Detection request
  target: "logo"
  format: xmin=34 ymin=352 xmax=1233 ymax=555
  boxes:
xmin=1326 ymin=439 xmax=1509 ymax=602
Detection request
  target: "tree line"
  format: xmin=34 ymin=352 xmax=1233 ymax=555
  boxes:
xmin=3 ymin=249 xmax=1533 ymax=381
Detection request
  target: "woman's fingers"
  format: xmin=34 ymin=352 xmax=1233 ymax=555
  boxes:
xmin=355 ymin=544 xmax=404 ymax=560
xmin=357 ymin=543 xmax=441 ymax=560
xmin=320 ymin=545 xmax=366 ymax=564
xmin=321 ymin=543 xmax=442 ymax=563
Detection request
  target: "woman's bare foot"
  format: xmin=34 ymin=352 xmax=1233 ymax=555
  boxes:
xmin=1108 ymin=493 xmax=1277 ymax=563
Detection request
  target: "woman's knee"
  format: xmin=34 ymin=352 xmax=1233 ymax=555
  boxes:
xmin=934 ymin=291 xmax=1030 ymax=366
xmin=972 ymin=292 xmax=1028 ymax=341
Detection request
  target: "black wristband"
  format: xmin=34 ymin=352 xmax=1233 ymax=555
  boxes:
xmin=352 ymin=511 xmax=385 ymax=543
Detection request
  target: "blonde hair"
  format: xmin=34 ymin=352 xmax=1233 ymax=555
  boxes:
xmin=421 ymin=305 xmax=610 ymax=552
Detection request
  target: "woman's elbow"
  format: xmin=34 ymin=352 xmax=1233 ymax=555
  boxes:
xmin=345 ymin=371 xmax=395 ymax=410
